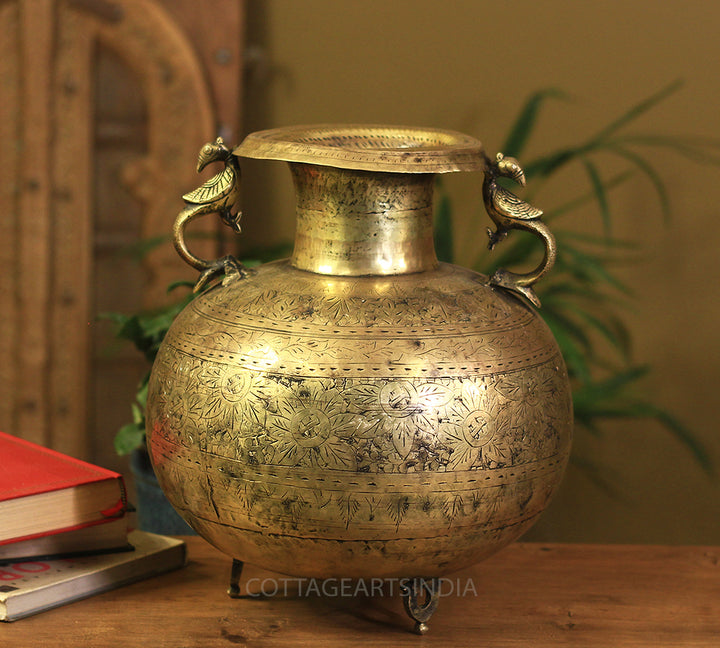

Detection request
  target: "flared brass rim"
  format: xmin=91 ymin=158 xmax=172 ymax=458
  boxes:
xmin=233 ymin=124 xmax=486 ymax=173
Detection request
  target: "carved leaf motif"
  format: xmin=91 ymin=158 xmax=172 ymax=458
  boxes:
xmin=447 ymin=444 xmax=475 ymax=471
xmin=392 ymin=424 xmax=415 ymax=459
xmin=325 ymin=296 xmax=354 ymax=321
xmin=417 ymin=383 xmax=454 ymax=408
xmin=278 ymin=492 xmax=310 ymax=522
xmin=351 ymin=413 xmax=384 ymax=440
xmin=443 ymin=494 xmax=464 ymax=523
xmin=330 ymin=412 xmax=366 ymax=439
xmin=202 ymin=394 xmax=225 ymax=420
xmin=316 ymin=442 xmax=356 ymax=470
xmin=272 ymin=440 xmax=305 ymax=467
xmin=386 ymin=496 xmax=410 ymax=529
xmin=460 ymin=380 xmax=485 ymax=407
xmin=283 ymin=339 xmax=331 ymax=359
xmin=481 ymin=440 xmax=511 ymax=468
xmin=344 ymin=383 xmax=380 ymax=408
xmin=336 ymin=494 xmax=361 ymax=528
xmin=246 ymin=289 xmax=278 ymax=310
xmin=313 ymin=489 xmax=332 ymax=509
xmin=358 ymin=340 xmax=399 ymax=361
xmin=365 ymin=496 xmax=377 ymax=521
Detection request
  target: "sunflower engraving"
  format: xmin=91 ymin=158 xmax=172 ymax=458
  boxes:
xmin=269 ymin=381 xmax=359 ymax=470
xmin=444 ymin=381 xmax=512 ymax=470
xmin=344 ymin=379 xmax=453 ymax=463
xmin=492 ymin=365 xmax=557 ymax=420
xmin=204 ymin=418 xmax=270 ymax=465
xmin=166 ymin=384 xmax=204 ymax=440
xmin=200 ymin=364 xmax=273 ymax=426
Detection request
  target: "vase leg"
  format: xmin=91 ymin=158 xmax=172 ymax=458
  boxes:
xmin=402 ymin=577 xmax=440 ymax=634
xmin=227 ymin=559 xmax=245 ymax=598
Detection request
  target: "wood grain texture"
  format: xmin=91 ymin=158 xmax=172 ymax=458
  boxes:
xmin=160 ymin=0 xmax=244 ymax=144
xmin=3 ymin=539 xmax=719 ymax=647
xmin=49 ymin=5 xmax=93 ymax=457
xmin=0 ymin=1 xmax=21 ymax=439
xmin=17 ymin=0 xmax=55 ymax=446
xmin=1 ymin=0 xmax=243 ymax=465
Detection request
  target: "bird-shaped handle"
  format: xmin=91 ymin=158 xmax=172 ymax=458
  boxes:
xmin=173 ymin=137 xmax=249 ymax=292
xmin=482 ymin=152 xmax=557 ymax=308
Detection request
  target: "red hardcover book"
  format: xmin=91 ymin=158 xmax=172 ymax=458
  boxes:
xmin=0 ymin=431 xmax=127 ymax=548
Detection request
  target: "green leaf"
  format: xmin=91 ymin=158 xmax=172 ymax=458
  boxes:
xmin=541 ymin=310 xmax=592 ymax=384
xmin=591 ymin=79 xmax=684 ymax=142
xmin=572 ymin=366 xmax=650 ymax=408
xmin=581 ymin=158 xmax=612 ymax=237
xmin=538 ymin=281 xmax=612 ymax=308
xmin=502 ymin=88 xmax=569 ymax=158
xmin=606 ymin=144 xmax=671 ymax=222
xmin=115 ymin=315 xmax=146 ymax=347
xmin=551 ymin=300 xmax=632 ymax=362
xmin=123 ymin=235 xmax=170 ymax=260
xmin=522 ymin=146 xmax=589 ymax=181
xmin=569 ymin=454 xmax=628 ymax=501
xmin=554 ymin=228 xmax=639 ymax=250
xmin=603 ymin=313 xmax=634 ymax=359
xmin=559 ymin=245 xmax=633 ymax=296
xmin=97 ymin=311 xmax=132 ymax=326
xmin=136 ymin=375 xmax=149 ymax=409
xmin=166 ymin=280 xmax=195 ymax=294
xmin=542 ymin=304 xmax=594 ymax=355
xmin=625 ymin=402 xmax=714 ymax=475
xmin=610 ymin=134 xmax=720 ymax=166
xmin=131 ymin=402 xmax=144 ymax=426
xmin=476 ymin=230 xmax=541 ymax=275
xmin=114 ymin=422 xmax=146 ymax=456
xmin=542 ymin=170 xmax=636 ymax=222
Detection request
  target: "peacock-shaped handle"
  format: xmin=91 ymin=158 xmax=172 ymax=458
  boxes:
xmin=482 ymin=152 xmax=557 ymax=308
xmin=173 ymin=137 xmax=249 ymax=293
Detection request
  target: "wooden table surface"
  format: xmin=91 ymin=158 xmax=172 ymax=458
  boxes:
xmin=4 ymin=538 xmax=719 ymax=647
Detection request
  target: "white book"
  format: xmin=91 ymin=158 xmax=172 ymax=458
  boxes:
xmin=0 ymin=531 xmax=186 ymax=621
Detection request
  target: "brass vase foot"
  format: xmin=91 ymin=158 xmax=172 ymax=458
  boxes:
xmin=227 ymin=558 xmax=244 ymax=598
xmin=402 ymin=577 xmax=440 ymax=634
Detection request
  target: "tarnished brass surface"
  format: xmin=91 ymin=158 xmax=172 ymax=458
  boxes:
xmin=147 ymin=125 xmax=572 ymax=579
xmin=173 ymin=136 xmax=249 ymax=293
xmin=234 ymin=124 xmax=486 ymax=173
xmin=290 ymin=164 xmax=438 ymax=276
xmin=482 ymin=152 xmax=556 ymax=307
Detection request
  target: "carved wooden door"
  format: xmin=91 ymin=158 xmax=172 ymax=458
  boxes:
xmin=0 ymin=0 xmax=244 ymax=467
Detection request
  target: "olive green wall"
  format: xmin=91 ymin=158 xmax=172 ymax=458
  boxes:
xmin=240 ymin=0 xmax=720 ymax=544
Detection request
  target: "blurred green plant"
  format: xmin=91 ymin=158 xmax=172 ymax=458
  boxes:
xmin=435 ymin=80 xmax=717 ymax=486
xmin=101 ymin=280 xmax=195 ymax=455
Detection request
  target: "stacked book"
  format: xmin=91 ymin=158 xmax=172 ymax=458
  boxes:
xmin=0 ymin=431 xmax=186 ymax=621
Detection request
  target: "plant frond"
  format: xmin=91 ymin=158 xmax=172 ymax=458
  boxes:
xmin=502 ymin=88 xmax=570 ymax=158
xmin=605 ymin=144 xmax=671 ymax=222
xmin=610 ymin=134 xmax=720 ymax=166
xmin=590 ymin=79 xmax=684 ymax=142
xmin=581 ymin=158 xmax=612 ymax=237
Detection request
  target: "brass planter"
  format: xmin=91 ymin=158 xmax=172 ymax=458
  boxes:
xmin=146 ymin=125 xmax=572 ymax=632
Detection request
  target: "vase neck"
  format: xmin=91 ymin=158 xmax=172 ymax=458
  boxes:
xmin=289 ymin=163 xmax=438 ymax=276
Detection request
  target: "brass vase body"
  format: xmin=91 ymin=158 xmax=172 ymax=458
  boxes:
xmin=146 ymin=126 xmax=573 ymax=578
